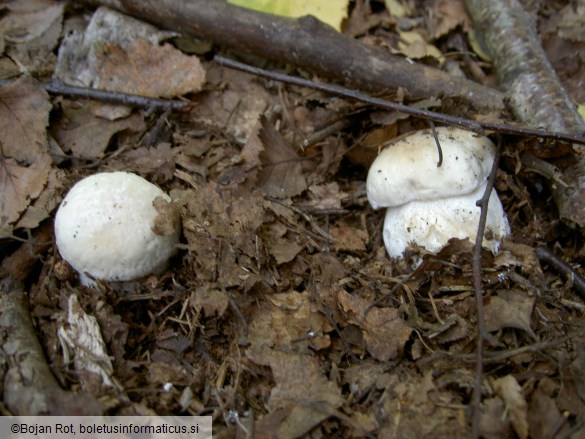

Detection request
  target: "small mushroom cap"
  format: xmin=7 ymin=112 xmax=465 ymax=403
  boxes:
xmin=367 ymin=127 xmax=496 ymax=209
xmin=54 ymin=172 xmax=180 ymax=285
xmin=382 ymin=183 xmax=510 ymax=257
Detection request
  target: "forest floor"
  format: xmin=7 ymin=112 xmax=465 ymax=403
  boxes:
xmin=1 ymin=1 xmax=585 ymax=438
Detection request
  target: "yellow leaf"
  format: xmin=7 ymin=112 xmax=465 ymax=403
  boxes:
xmin=384 ymin=0 xmax=411 ymax=17
xmin=467 ymin=29 xmax=492 ymax=62
xmin=228 ymin=0 xmax=348 ymax=31
xmin=578 ymin=103 xmax=585 ymax=123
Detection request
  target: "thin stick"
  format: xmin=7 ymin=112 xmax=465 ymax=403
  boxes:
xmin=0 ymin=79 xmax=190 ymax=112
xmin=429 ymin=120 xmax=443 ymax=167
xmin=535 ymin=246 xmax=585 ymax=298
xmin=214 ymin=55 xmax=585 ymax=146
xmin=470 ymin=140 xmax=502 ymax=438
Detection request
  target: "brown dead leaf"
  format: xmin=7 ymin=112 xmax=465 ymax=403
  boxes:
xmin=305 ymin=183 xmax=342 ymax=211
xmin=51 ymin=101 xmax=145 ymax=159
xmin=337 ymin=289 xmax=411 ymax=361
xmin=556 ymin=2 xmax=585 ymax=43
xmin=55 ymin=8 xmax=203 ymax=98
xmin=0 ymin=1 xmax=63 ymax=74
xmin=342 ymin=360 xmax=387 ymax=399
xmin=0 ymin=154 xmax=51 ymax=238
xmin=0 ymin=1 xmax=63 ymax=45
xmin=248 ymin=290 xmax=332 ymax=352
xmin=479 ymin=397 xmax=515 ymax=439
xmin=0 ymin=76 xmax=51 ymax=164
xmin=499 ymin=242 xmax=540 ymax=273
xmin=492 ymin=375 xmax=528 ymax=439
xmin=247 ymin=344 xmax=342 ymax=438
xmin=528 ymin=384 xmax=563 ymax=439
xmin=16 ymin=167 xmax=65 ymax=230
xmin=259 ymin=221 xmax=304 ymax=265
xmin=258 ymin=116 xmax=308 ymax=198
xmin=484 ymin=290 xmax=535 ymax=338
xmin=118 ymin=143 xmax=175 ymax=183
xmin=94 ymin=39 xmax=205 ymax=98
xmin=147 ymin=361 xmax=190 ymax=387
xmin=191 ymin=287 xmax=229 ymax=318
xmin=331 ymin=215 xmax=369 ymax=252
xmin=429 ymin=0 xmax=471 ymax=39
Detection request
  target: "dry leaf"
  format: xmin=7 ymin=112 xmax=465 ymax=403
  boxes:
xmin=191 ymin=288 xmax=229 ymax=317
xmin=331 ymin=215 xmax=369 ymax=252
xmin=51 ymin=101 xmax=145 ymax=159
xmin=57 ymin=295 xmax=116 ymax=389
xmin=492 ymin=375 xmax=529 ymax=439
xmin=0 ymin=76 xmax=51 ymax=163
xmin=528 ymin=384 xmax=563 ymax=439
xmin=94 ymin=39 xmax=205 ymax=98
xmin=55 ymin=7 xmax=204 ymax=98
xmin=0 ymin=1 xmax=63 ymax=74
xmin=338 ymin=289 xmax=411 ymax=361
xmin=248 ymin=290 xmax=332 ymax=352
xmin=258 ymin=116 xmax=308 ymax=198
xmin=0 ymin=155 xmax=51 ymax=238
xmin=247 ymin=344 xmax=342 ymax=438
xmin=429 ymin=0 xmax=471 ymax=39
xmin=484 ymin=290 xmax=535 ymax=338
xmin=16 ymin=167 xmax=65 ymax=230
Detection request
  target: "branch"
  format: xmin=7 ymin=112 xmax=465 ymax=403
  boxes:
xmin=0 ymin=79 xmax=190 ymax=112
xmin=106 ymin=0 xmax=505 ymax=112
xmin=465 ymin=0 xmax=585 ymax=226
xmin=470 ymin=140 xmax=502 ymax=438
xmin=214 ymin=55 xmax=585 ymax=145
xmin=535 ymin=246 xmax=585 ymax=298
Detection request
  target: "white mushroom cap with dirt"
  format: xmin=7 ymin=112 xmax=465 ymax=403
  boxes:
xmin=54 ymin=172 xmax=181 ymax=287
xmin=366 ymin=126 xmax=510 ymax=259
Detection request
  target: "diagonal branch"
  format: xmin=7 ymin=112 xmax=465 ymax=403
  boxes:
xmin=101 ymin=0 xmax=506 ymax=112
xmin=214 ymin=55 xmax=585 ymax=145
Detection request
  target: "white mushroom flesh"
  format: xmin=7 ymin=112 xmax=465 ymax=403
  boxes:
xmin=54 ymin=172 xmax=180 ymax=286
xmin=382 ymin=183 xmax=510 ymax=257
xmin=366 ymin=127 xmax=510 ymax=258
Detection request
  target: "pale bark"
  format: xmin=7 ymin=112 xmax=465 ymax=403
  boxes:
xmin=465 ymin=0 xmax=585 ymax=226
xmin=0 ymin=277 xmax=103 ymax=415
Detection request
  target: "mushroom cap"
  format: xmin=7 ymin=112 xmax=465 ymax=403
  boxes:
xmin=366 ymin=127 xmax=496 ymax=209
xmin=54 ymin=172 xmax=180 ymax=285
xmin=382 ymin=183 xmax=510 ymax=257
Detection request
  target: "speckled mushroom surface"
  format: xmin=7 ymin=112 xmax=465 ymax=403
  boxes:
xmin=366 ymin=127 xmax=510 ymax=258
xmin=54 ymin=172 xmax=180 ymax=286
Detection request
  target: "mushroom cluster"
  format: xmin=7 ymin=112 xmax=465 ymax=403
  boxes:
xmin=366 ymin=127 xmax=510 ymax=258
xmin=54 ymin=172 xmax=180 ymax=286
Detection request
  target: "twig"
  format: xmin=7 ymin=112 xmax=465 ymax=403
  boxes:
xmin=429 ymin=120 xmax=443 ymax=167
xmin=214 ymin=55 xmax=585 ymax=146
xmin=0 ymin=79 xmax=191 ymax=112
xmin=416 ymin=336 xmax=569 ymax=368
xmin=470 ymin=138 xmax=502 ymax=438
xmin=264 ymin=195 xmax=336 ymax=243
xmin=535 ymin=246 xmax=585 ymax=298
xmin=520 ymin=152 xmax=568 ymax=188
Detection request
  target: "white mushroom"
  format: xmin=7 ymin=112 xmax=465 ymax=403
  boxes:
xmin=54 ymin=172 xmax=180 ymax=286
xmin=366 ymin=127 xmax=510 ymax=258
